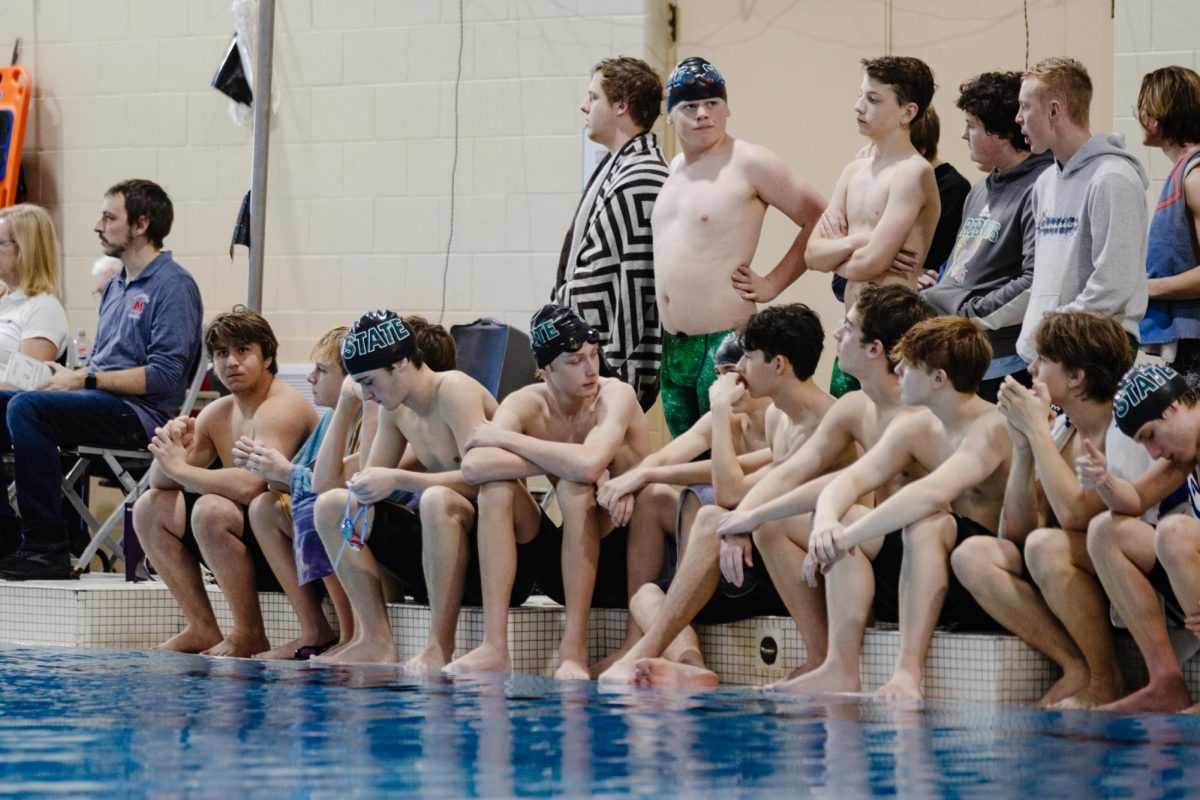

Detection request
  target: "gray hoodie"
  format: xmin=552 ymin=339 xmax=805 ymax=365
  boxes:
xmin=1016 ymin=133 xmax=1149 ymax=363
xmin=924 ymin=151 xmax=1053 ymax=360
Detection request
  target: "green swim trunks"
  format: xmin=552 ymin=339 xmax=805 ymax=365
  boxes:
xmin=661 ymin=330 xmax=732 ymax=437
xmin=830 ymin=356 xmax=861 ymax=398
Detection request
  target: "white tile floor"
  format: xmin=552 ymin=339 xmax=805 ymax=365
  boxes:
xmin=2 ymin=574 xmax=1196 ymax=705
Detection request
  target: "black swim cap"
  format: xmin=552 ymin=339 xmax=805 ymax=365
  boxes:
xmin=667 ymin=56 xmax=727 ymax=112
xmin=1113 ymin=363 xmax=1190 ymax=438
xmin=342 ymin=310 xmax=417 ymax=375
xmin=530 ymin=304 xmax=600 ymax=369
xmin=714 ymin=332 xmax=743 ymax=366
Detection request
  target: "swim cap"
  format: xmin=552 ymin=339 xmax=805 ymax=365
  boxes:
xmin=666 ymin=56 xmax=727 ymax=112
xmin=341 ymin=310 xmax=417 ymax=375
xmin=714 ymin=332 xmax=743 ymax=366
xmin=530 ymin=304 xmax=600 ymax=369
xmin=1113 ymin=363 xmax=1190 ymax=438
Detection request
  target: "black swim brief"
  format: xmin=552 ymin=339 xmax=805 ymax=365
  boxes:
xmin=872 ymin=514 xmax=1001 ymax=632
xmin=529 ymin=510 xmax=629 ymax=609
xmin=179 ymin=491 xmax=281 ymax=593
xmin=366 ymin=499 xmax=538 ymax=608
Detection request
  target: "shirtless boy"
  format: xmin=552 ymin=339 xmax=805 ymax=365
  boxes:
xmin=135 ymin=306 xmax=317 ymax=657
xmin=309 ymin=311 xmax=500 ymax=670
xmin=798 ymin=316 xmax=1010 ymax=700
xmin=711 ymin=286 xmax=935 ymax=686
xmin=447 ymin=304 xmax=664 ymax=679
xmin=805 ymin=56 xmax=940 ymax=396
xmin=600 ymin=304 xmax=850 ymax=686
xmin=595 ymin=333 xmax=773 ymax=556
xmin=1079 ymin=364 xmax=1200 ymax=713
xmin=652 ymin=56 xmax=825 ymax=435
xmin=952 ymin=311 xmax=1138 ymax=708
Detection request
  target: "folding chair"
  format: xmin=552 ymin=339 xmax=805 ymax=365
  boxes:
xmin=449 ymin=318 xmax=537 ymax=401
xmin=66 ymin=351 xmax=209 ymax=577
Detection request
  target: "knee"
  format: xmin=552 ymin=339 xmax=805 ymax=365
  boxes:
xmin=419 ymin=485 xmax=470 ymax=527
xmin=901 ymin=513 xmax=955 ymax=553
xmin=5 ymin=393 xmax=37 ymax=427
xmin=1024 ymin=527 xmax=1070 ymax=583
xmin=1155 ymin=514 xmax=1200 ymax=566
xmin=247 ymin=493 xmax=284 ymax=539
xmin=629 ymin=581 xmax=664 ymax=619
xmin=949 ymin=536 xmax=997 ymax=589
xmin=1085 ymin=511 xmax=1121 ymax=562
xmin=132 ymin=488 xmax=175 ymax=542
xmin=190 ymin=494 xmax=243 ymax=544
xmin=314 ymin=489 xmax=350 ymax=540
xmin=479 ymin=479 xmax=519 ymax=509
xmin=555 ymin=479 xmax=596 ymax=510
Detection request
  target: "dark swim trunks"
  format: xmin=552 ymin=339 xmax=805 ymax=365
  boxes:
xmin=871 ymin=514 xmax=1000 ymax=632
xmin=179 ymin=491 xmax=280 ymax=593
xmin=365 ymin=499 xmax=537 ymax=608
xmin=661 ymin=329 xmax=733 ymax=437
xmin=528 ymin=510 xmax=630 ymax=609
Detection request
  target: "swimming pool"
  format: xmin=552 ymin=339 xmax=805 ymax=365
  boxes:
xmin=1 ymin=644 xmax=1198 ymax=797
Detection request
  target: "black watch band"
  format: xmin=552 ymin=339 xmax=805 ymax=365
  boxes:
xmin=84 ymin=373 xmax=97 ymax=391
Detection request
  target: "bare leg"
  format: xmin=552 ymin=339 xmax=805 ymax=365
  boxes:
xmin=309 ymin=489 xmax=397 ymax=665
xmin=318 ymin=575 xmax=355 ymax=658
xmin=446 ymin=481 xmax=542 ymax=674
xmin=135 ymin=488 xmax=223 ymax=653
xmin=771 ymin=506 xmax=879 ymax=694
xmin=1088 ymin=513 xmax=1191 ymax=712
xmin=626 ymin=582 xmax=718 ymax=688
xmin=190 ymin=495 xmax=271 ymax=658
xmin=555 ymin=479 xmax=605 ymax=680
xmin=1026 ymin=526 xmax=1125 ymax=708
xmin=407 ymin=486 xmax=476 ymax=673
xmin=1154 ymin=515 xmax=1200 ymax=714
xmin=599 ymin=505 xmax=728 ymax=684
xmin=246 ymin=493 xmax=335 ymax=659
xmin=950 ymin=534 xmax=1088 ymax=706
xmin=591 ymin=483 xmax=675 ymax=676
xmin=875 ymin=513 xmax=958 ymax=701
xmin=754 ymin=512 xmax=827 ymax=676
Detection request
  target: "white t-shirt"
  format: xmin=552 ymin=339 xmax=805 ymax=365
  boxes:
xmin=0 ymin=289 xmax=69 ymax=367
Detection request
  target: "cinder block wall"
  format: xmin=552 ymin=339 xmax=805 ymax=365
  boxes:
xmin=1 ymin=0 xmax=665 ymax=363
xmin=1112 ymin=0 xmax=1200 ymax=206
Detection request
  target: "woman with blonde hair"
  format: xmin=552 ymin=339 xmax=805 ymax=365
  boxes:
xmin=0 ymin=204 xmax=69 ymax=373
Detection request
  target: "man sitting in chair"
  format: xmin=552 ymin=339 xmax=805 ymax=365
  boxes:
xmin=0 ymin=179 xmax=203 ymax=581
xmin=134 ymin=306 xmax=317 ymax=657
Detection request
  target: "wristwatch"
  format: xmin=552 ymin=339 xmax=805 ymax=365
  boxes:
xmin=84 ymin=373 xmax=97 ymax=390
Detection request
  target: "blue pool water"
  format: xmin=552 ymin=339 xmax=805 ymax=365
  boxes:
xmin=2 ymin=645 xmax=1200 ymax=797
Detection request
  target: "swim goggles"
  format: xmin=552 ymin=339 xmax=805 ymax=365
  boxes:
xmin=331 ymin=489 xmax=370 ymax=570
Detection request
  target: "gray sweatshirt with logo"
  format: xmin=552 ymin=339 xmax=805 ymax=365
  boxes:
xmin=1016 ymin=133 xmax=1149 ymax=363
xmin=924 ymin=151 xmax=1053 ymax=360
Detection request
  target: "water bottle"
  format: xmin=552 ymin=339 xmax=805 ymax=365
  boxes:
xmin=74 ymin=328 xmax=90 ymax=368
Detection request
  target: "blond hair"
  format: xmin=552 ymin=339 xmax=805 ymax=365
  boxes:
xmin=1023 ymin=57 xmax=1092 ymax=126
xmin=0 ymin=204 xmax=63 ymax=299
xmin=310 ymin=326 xmax=349 ymax=373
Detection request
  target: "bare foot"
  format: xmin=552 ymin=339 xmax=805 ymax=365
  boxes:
xmin=1049 ymin=679 xmax=1125 ymax=710
xmin=589 ymin=642 xmax=633 ymax=679
xmin=1034 ymin=668 xmax=1090 ymax=708
xmin=318 ymin=638 xmax=354 ymax=661
xmin=154 ymin=625 xmax=223 ymax=654
xmin=405 ymin=643 xmax=450 ymax=674
xmin=255 ymin=637 xmax=311 ymax=660
xmin=204 ymin=632 xmax=271 ymax=658
xmin=444 ymin=643 xmax=512 ymax=675
xmin=1098 ymin=674 xmax=1192 ymax=714
xmin=784 ymin=660 xmax=822 ymax=681
xmin=766 ymin=661 xmax=862 ymax=694
xmin=555 ymin=656 xmax=590 ymax=681
xmin=318 ymin=638 xmax=398 ymax=665
xmin=875 ymin=670 xmax=923 ymax=702
xmin=633 ymin=658 xmax=719 ymax=688
xmin=598 ymin=653 xmax=642 ymax=685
